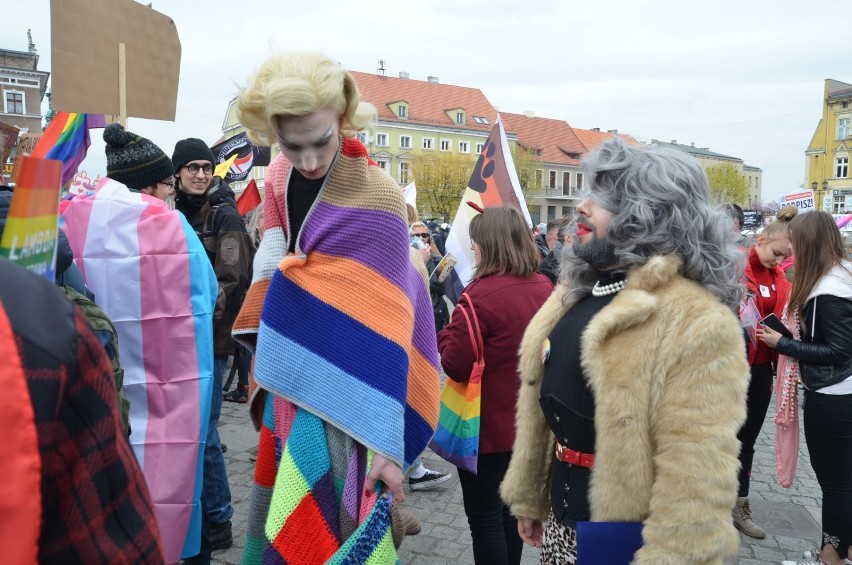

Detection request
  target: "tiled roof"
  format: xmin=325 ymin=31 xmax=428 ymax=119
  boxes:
xmin=500 ymin=112 xmax=586 ymax=166
xmin=572 ymin=128 xmax=642 ymax=151
xmin=349 ymin=71 xmax=497 ymax=131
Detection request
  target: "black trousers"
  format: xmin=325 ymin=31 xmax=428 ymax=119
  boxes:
xmin=736 ymin=362 xmax=774 ymax=497
xmin=457 ymin=452 xmax=523 ymax=565
xmin=803 ymin=390 xmax=852 ymax=558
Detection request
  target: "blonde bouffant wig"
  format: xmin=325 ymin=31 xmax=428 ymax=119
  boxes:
xmin=236 ymin=52 xmax=376 ymax=146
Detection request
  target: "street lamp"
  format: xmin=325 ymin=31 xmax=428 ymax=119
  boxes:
xmin=812 ymin=180 xmax=830 ymax=211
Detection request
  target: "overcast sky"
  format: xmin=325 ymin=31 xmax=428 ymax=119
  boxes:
xmin=4 ymin=0 xmax=844 ymax=204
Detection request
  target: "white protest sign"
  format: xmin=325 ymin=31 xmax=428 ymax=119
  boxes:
xmin=781 ymin=190 xmax=815 ymax=213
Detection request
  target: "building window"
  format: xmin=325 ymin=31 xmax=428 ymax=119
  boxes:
xmin=356 ymin=132 xmax=367 ymax=144
xmin=476 ymin=143 xmax=484 ymax=154
xmin=576 ymin=172 xmax=584 ymax=191
xmin=459 ymin=141 xmax=469 ymax=153
xmin=376 ymin=159 xmax=388 ymax=171
xmin=547 ymin=205 xmax=556 ymax=220
xmin=398 ymin=105 xmax=407 ymax=118
xmin=562 ymin=172 xmax=571 ymax=196
xmin=5 ymin=91 xmax=24 ymax=114
xmin=535 ymin=169 xmax=543 ymax=188
xmin=399 ymin=162 xmax=411 ymax=183
xmin=549 ymin=171 xmax=557 ymax=189
xmin=456 ymin=112 xmax=464 ymax=124
xmin=839 ymin=118 xmax=851 ymax=140
xmin=400 ymin=135 xmax=411 ymax=149
xmin=833 ymin=195 xmax=847 ymax=214
xmin=561 ymin=206 xmax=573 ymax=217
xmin=376 ymin=133 xmax=388 ymax=146
xmin=422 ymin=137 xmax=433 ymax=150
xmin=440 ymin=139 xmax=451 ymax=151
xmin=837 ymin=157 xmax=849 ymax=179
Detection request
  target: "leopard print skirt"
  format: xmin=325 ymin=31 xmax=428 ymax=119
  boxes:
xmin=541 ymin=510 xmax=577 ymax=565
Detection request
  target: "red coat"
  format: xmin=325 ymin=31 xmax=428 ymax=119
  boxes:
xmin=745 ymin=246 xmax=791 ymax=364
xmin=438 ymin=273 xmax=553 ymax=453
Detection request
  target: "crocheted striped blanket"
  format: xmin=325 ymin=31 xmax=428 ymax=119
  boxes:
xmin=234 ymin=138 xmax=440 ymax=562
xmin=248 ymin=393 xmax=399 ymax=564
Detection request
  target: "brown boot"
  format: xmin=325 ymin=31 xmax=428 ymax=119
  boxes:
xmin=733 ymin=497 xmax=766 ymax=539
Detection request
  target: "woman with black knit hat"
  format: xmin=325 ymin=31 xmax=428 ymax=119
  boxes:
xmin=172 ymin=137 xmax=253 ymax=552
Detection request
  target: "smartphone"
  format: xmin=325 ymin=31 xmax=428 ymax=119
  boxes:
xmin=760 ymin=313 xmax=793 ymax=339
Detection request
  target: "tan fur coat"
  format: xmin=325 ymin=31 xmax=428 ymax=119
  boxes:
xmin=499 ymin=256 xmax=749 ymax=564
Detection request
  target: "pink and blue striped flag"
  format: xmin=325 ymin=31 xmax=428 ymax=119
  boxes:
xmin=32 ymin=112 xmax=106 ymax=185
xmin=61 ymin=178 xmax=217 ymax=562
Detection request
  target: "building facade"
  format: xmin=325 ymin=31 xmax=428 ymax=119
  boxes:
xmin=805 ymin=79 xmax=852 ymax=213
xmin=0 ymin=32 xmax=50 ymax=183
xmin=648 ymin=139 xmax=763 ymax=206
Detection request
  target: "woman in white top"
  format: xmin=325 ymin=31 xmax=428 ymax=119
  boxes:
xmin=759 ymin=211 xmax=852 ymax=565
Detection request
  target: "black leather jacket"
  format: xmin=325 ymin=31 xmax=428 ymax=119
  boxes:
xmin=775 ymin=294 xmax=852 ymax=390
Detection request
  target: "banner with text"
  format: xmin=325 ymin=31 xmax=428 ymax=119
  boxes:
xmin=781 ymin=190 xmax=815 ymax=213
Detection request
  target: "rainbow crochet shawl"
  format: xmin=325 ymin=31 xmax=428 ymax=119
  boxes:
xmin=234 ymin=139 xmax=440 ymax=562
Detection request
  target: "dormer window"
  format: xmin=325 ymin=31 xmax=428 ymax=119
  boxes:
xmin=399 ymin=105 xmax=407 ymax=118
xmin=456 ymin=112 xmax=464 ymax=124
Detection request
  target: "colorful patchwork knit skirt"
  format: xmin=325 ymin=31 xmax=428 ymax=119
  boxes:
xmin=243 ymin=392 xmax=399 ymax=564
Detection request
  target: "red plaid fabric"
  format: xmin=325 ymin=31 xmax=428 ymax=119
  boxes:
xmin=1 ymin=258 xmax=164 ymax=564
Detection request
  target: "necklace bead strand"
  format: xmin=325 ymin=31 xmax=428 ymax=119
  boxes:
xmin=591 ymin=280 xmax=625 ymax=297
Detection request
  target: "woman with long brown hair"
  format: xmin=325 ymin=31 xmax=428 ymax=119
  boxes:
xmin=438 ymin=206 xmax=553 ymax=565
xmin=758 ymin=211 xmax=852 ymax=565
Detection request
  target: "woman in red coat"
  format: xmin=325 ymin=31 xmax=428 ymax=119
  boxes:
xmin=438 ymin=206 xmax=553 ymax=565
xmin=734 ymin=205 xmax=796 ymax=538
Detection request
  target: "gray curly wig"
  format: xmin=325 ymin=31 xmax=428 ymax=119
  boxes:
xmin=560 ymin=137 xmax=745 ymax=310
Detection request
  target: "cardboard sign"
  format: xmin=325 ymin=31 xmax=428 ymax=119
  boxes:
xmin=0 ymin=121 xmax=19 ymax=165
xmin=781 ymin=190 xmax=815 ymax=213
xmin=50 ymin=0 xmax=181 ymax=121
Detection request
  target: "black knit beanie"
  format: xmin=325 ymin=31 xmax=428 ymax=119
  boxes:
xmin=172 ymin=138 xmax=215 ymax=173
xmin=103 ymin=123 xmax=174 ymax=190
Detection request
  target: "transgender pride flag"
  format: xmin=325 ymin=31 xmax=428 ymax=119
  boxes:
xmin=62 ymin=178 xmax=217 ymax=563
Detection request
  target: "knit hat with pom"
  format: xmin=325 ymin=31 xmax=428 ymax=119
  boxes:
xmin=103 ymin=123 xmax=174 ymax=189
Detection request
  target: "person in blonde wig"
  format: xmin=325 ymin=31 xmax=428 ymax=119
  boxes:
xmin=231 ymin=52 xmax=440 ymax=562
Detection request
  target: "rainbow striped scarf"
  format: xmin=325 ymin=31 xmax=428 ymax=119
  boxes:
xmin=254 ymin=139 xmax=440 ymax=466
xmin=61 ymin=178 xmax=217 ymax=562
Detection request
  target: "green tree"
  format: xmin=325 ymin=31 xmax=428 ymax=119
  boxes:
xmin=705 ymin=163 xmax=748 ymax=205
xmin=511 ymin=143 xmax=544 ymax=212
xmin=409 ymin=150 xmax=476 ymax=222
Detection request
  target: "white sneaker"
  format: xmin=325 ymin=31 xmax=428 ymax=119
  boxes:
xmin=408 ymin=469 xmax=452 ymax=491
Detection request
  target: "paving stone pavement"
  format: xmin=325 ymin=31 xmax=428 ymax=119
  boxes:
xmin=212 ymin=386 xmax=822 ymax=565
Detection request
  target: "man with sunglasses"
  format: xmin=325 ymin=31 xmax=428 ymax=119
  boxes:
xmin=173 ymin=138 xmax=253 ymax=553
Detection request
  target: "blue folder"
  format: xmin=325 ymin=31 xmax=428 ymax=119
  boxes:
xmin=576 ymin=521 xmax=643 ymax=564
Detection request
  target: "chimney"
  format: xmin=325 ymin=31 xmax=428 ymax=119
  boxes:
xmin=691 ymin=142 xmax=695 ymax=147
xmin=590 ymin=127 xmax=600 ymax=132
xmin=607 ymin=129 xmax=618 ymax=134
xmin=671 ymin=139 xmax=677 ymax=144
xmin=523 ymin=110 xmax=535 ymax=118
xmin=399 ymin=71 xmax=409 ymax=79
xmin=427 ymin=76 xmax=439 ymax=83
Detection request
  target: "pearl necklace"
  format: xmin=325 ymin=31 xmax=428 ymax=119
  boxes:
xmin=592 ymin=280 xmax=625 ymax=297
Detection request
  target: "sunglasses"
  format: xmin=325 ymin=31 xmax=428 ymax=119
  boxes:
xmin=184 ymin=163 xmax=214 ymax=175
xmin=413 ymin=232 xmax=431 ymax=239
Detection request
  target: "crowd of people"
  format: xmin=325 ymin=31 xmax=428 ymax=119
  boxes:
xmin=1 ymin=50 xmax=850 ymax=565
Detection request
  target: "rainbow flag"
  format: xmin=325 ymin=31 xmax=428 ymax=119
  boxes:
xmin=61 ymin=178 xmax=217 ymax=562
xmin=32 ymin=112 xmax=106 ymax=185
xmin=0 ymin=156 xmax=62 ymax=279
xmin=442 ymin=117 xmax=532 ymax=303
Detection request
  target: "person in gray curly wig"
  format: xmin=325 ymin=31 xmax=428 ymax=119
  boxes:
xmin=501 ymin=136 xmax=750 ymax=564
xmin=560 ymin=136 xmax=744 ymax=309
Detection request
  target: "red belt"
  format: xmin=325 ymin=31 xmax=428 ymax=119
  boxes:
xmin=555 ymin=442 xmax=595 ymax=468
